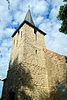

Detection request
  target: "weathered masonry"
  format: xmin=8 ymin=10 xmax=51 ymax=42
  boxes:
xmin=2 ymin=9 xmax=67 ymax=100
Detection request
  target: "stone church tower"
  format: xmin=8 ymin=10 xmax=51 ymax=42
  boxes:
xmin=2 ymin=10 xmax=66 ymax=100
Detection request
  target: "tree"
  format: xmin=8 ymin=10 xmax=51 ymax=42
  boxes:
xmin=6 ymin=0 xmax=10 ymax=10
xmin=57 ymin=4 xmax=67 ymax=34
xmin=64 ymin=0 xmax=67 ymax=1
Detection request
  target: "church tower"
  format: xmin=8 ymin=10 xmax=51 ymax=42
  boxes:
xmin=2 ymin=9 xmax=67 ymax=100
xmin=2 ymin=10 xmax=49 ymax=100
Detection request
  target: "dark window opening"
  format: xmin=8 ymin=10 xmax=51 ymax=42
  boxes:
xmin=65 ymin=56 xmax=67 ymax=63
xmin=35 ymin=33 xmax=37 ymax=41
xmin=34 ymin=28 xmax=36 ymax=34
xmin=18 ymin=30 xmax=20 ymax=34
xmin=34 ymin=29 xmax=37 ymax=41
xmin=21 ymin=32 xmax=22 ymax=38
xmin=34 ymin=28 xmax=37 ymax=40
xmin=35 ymin=50 xmax=37 ymax=54
xmin=8 ymin=91 xmax=15 ymax=100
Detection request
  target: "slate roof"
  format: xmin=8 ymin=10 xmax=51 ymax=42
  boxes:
xmin=24 ymin=9 xmax=35 ymax=26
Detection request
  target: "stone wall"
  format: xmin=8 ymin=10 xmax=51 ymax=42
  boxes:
xmin=44 ymin=48 xmax=66 ymax=96
xmin=20 ymin=24 xmax=49 ymax=99
xmin=2 ymin=23 xmax=67 ymax=100
xmin=2 ymin=23 xmax=49 ymax=100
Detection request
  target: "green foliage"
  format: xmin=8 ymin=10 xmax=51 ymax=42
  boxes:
xmin=57 ymin=4 xmax=67 ymax=34
xmin=64 ymin=0 xmax=67 ymax=2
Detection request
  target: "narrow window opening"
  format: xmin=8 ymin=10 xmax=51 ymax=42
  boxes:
xmin=65 ymin=56 xmax=67 ymax=63
xmin=35 ymin=33 xmax=37 ymax=41
xmin=21 ymin=32 xmax=22 ymax=38
xmin=34 ymin=28 xmax=36 ymax=34
xmin=35 ymin=50 xmax=37 ymax=54
xmin=34 ymin=29 xmax=37 ymax=41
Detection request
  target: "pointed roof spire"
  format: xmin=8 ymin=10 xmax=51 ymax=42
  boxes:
xmin=12 ymin=9 xmax=46 ymax=37
xmin=24 ymin=9 xmax=35 ymax=26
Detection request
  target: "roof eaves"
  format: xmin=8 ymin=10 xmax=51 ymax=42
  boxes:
xmin=12 ymin=21 xmax=25 ymax=37
xmin=12 ymin=20 xmax=46 ymax=37
xmin=2 ymin=78 xmax=7 ymax=81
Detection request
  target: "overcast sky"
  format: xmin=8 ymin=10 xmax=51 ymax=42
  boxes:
xmin=0 ymin=0 xmax=67 ymax=97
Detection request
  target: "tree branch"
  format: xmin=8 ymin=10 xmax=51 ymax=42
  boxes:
xmin=6 ymin=0 xmax=10 ymax=10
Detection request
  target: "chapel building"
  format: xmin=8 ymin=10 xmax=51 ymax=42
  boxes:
xmin=1 ymin=9 xmax=67 ymax=100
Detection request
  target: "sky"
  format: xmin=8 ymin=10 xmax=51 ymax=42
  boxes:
xmin=0 ymin=0 xmax=67 ymax=97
